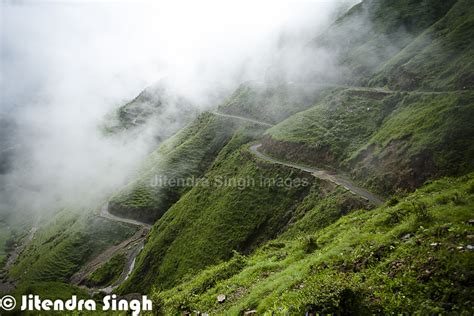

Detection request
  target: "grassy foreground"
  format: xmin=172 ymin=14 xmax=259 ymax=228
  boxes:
xmin=152 ymin=173 xmax=474 ymax=315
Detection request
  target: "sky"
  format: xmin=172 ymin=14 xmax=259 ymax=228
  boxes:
xmin=0 ymin=0 xmax=359 ymax=214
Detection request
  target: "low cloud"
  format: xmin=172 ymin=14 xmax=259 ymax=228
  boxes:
xmin=0 ymin=0 xmax=358 ymax=215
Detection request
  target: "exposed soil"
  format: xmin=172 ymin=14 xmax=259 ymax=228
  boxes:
xmin=349 ymin=138 xmax=439 ymax=194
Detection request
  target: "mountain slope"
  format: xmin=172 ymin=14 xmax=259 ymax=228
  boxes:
xmin=4 ymin=0 xmax=473 ymax=313
xmin=309 ymin=0 xmax=458 ymax=83
xmin=6 ymin=208 xmax=137 ymax=297
xmin=107 ymin=82 xmax=197 ymax=134
xmin=263 ymin=89 xmax=474 ymax=194
xmin=217 ymin=81 xmax=332 ymax=124
xmin=116 ymin=0 xmax=474 ymax=310
xmin=109 ymin=113 xmax=248 ymax=223
xmin=152 ymin=173 xmax=474 ymax=314
xmin=120 ymin=135 xmax=370 ymax=293
xmin=369 ymin=0 xmax=474 ymax=90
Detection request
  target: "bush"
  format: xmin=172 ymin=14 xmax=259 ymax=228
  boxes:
xmin=302 ymin=235 xmax=318 ymax=253
xmin=411 ymin=201 xmax=431 ymax=222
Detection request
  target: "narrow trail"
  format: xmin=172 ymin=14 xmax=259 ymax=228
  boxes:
xmin=100 ymin=203 xmax=152 ymax=229
xmin=212 ymin=111 xmax=384 ymax=206
xmin=69 ymin=203 xmax=152 ymax=293
xmin=3 ymin=224 xmax=39 ymax=271
xmin=250 ymin=144 xmax=384 ymax=206
xmin=210 ymin=111 xmax=273 ymax=127
xmin=253 ymin=80 xmax=470 ymax=95
xmin=71 ymin=225 xmax=149 ymax=293
xmin=0 ymin=216 xmax=40 ymax=294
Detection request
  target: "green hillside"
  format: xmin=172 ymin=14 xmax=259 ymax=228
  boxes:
xmin=264 ymin=89 xmax=474 ymax=194
xmin=7 ymin=209 xmax=137 ymax=297
xmin=120 ymin=136 xmax=370 ymax=293
xmin=107 ymin=82 xmax=197 ymax=133
xmin=310 ymin=0 xmax=458 ymax=83
xmin=4 ymin=0 xmax=474 ymax=314
xmin=109 ymin=112 xmax=264 ymax=223
xmin=217 ymin=81 xmax=332 ymax=124
xmin=153 ymin=173 xmax=474 ymax=315
xmin=370 ymin=0 xmax=474 ymax=90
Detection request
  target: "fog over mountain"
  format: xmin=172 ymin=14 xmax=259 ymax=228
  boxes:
xmin=0 ymin=1 xmax=358 ymax=213
xmin=1 ymin=1 xmax=473 ymax=313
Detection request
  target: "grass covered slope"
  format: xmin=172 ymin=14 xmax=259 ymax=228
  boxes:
xmin=106 ymin=82 xmax=196 ymax=133
xmin=0 ymin=210 xmax=33 ymax=268
xmin=350 ymin=91 xmax=474 ymax=192
xmin=109 ymin=113 xmax=252 ymax=223
xmin=120 ymin=131 xmax=373 ymax=294
xmin=264 ymin=89 xmax=474 ymax=194
xmin=152 ymin=173 xmax=474 ymax=315
xmin=310 ymin=0 xmax=458 ymax=83
xmin=5 ymin=1 xmax=472 ymax=311
xmin=217 ymin=81 xmax=330 ymax=124
xmin=370 ymin=0 xmax=474 ymax=90
xmin=84 ymin=252 xmax=126 ymax=287
xmin=264 ymin=88 xmax=397 ymax=166
xmin=8 ymin=209 xmax=137 ymax=289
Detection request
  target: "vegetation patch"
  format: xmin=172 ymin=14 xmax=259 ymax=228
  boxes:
xmin=9 ymin=209 xmax=137 ymax=287
xmin=151 ymin=173 xmax=474 ymax=315
xmin=369 ymin=0 xmax=474 ymax=90
xmin=119 ymin=140 xmax=317 ymax=293
xmin=109 ymin=113 xmax=264 ymax=223
xmin=217 ymin=82 xmax=332 ymax=124
xmin=84 ymin=252 xmax=126 ymax=287
xmin=264 ymin=89 xmax=474 ymax=194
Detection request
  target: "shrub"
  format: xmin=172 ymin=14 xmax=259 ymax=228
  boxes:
xmin=302 ymin=235 xmax=318 ymax=253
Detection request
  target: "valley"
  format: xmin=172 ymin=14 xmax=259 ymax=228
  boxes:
xmin=1 ymin=0 xmax=473 ymax=314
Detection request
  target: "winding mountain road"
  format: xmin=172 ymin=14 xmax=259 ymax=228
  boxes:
xmin=253 ymin=81 xmax=468 ymax=95
xmin=212 ymin=111 xmax=385 ymax=206
xmin=250 ymin=144 xmax=384 ymax=206
xmin=69 ymin=204 xmax=151 ymax=293
xmin=71 ymin=226 xmax=148 ymax=287
xmin=210 ymin=111 xmax=273 ymax=127
xmin=100 ymin=203 xmax=152 ymax=229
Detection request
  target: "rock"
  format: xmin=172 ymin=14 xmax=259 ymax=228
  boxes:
xmin=468 ymin=219 xmax=474 ymax=225
xmin=467 ymin=245 xmax=474 ymax=251
xmin=401 ymin=233 xmax=411 ymax=240
xmin=430 ymin=242 xmax=440 ymax=247
xmin=244 ymin=310 xmax=257 ymax=315
xmin=217 ymin=294 xmax=226 ymax=303
xmin=467 ymin=235 xmax=474 ymax=240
